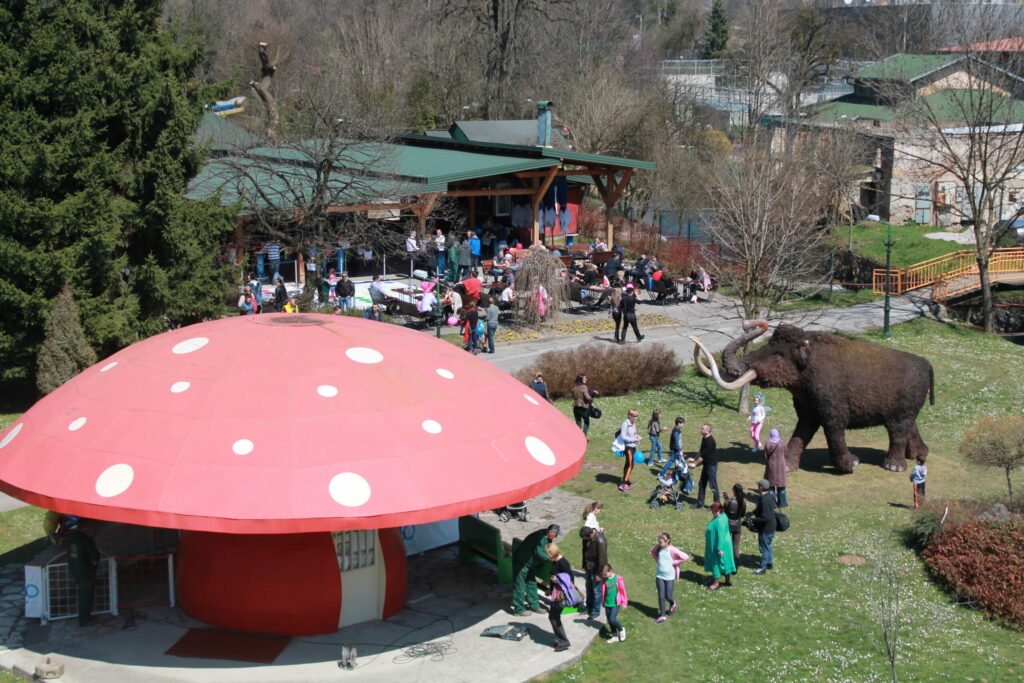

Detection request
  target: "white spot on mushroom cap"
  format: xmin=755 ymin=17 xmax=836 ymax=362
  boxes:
xmin=317 ymin=385 xmax=338 ymax=398
xmin=345 ymin=347 xmax=383 ymax=364
xmin=68 ymin=417 xmax=87 ymax=432
xmin=523 ymin=393 xmax=540 ymax=406
xmin=421 ymin=420 xmax=442 ymax=434
xmin=172 ymin=337 xmax=209 ymax=355
xmin=100 ymin=362 xmax=118 ymax=372
xmin=232 ymin=439 xmax=254 ymax=455
xmin=96 ymin=464 xmax=134 ymax=498
xmin=436 ymin=368 xmax=454 ymax=379
xmin=0 ymin=423 xmax=23 ymax=450
xmin=329 ymin=472 xmax=371 ymax=507
xmin=525 ymin=436 xmax=556 ymax=466
xmin=170 ymin=381 xmax=191 ymax=394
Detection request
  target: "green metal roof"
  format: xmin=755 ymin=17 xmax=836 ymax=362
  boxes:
xmin=185 ymin=156 xmax=432 ymax=212
xmin=853 ymin=54 xmax=961 ymax=82
xmin=448 ymin=120 xmax=569 ymax=147
xmin=194 ymin=112 xmax=257 ymax=151
xmin=399 ymin=134 xmax=657 ymax=171
xmin=241 ymin=140 xmax=559 ymax=187
xmin=811 ymin=90 xmax=1024 ymax=123
xmin=810 ymin=97 xmax=895 ymax=121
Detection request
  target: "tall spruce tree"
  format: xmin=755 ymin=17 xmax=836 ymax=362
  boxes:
xmin=36 ymin=287 xmax=97 ymax=395
xmin=701 ymin=0 xmax=730 ymax=59
xmin=0 ymin=0 xmax=235 ymax=396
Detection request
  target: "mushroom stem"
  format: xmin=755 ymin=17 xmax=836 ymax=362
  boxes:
xmin=689 ymin=336 xmax=758 ymax=391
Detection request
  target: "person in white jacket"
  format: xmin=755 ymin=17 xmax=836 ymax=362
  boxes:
xmin=618 ymin=410 xmax=642 ymax=492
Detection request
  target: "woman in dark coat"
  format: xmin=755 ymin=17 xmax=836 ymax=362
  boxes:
xmin=723 ymin=483 xmax=746 ymax=567
xmin=764 ymin=428 xmax=789 ymax=508
xmin=545 ymin=543 xmax=574 ymax=652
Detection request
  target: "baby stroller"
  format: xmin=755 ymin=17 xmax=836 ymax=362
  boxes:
xmin=648 ymin=467 xmax=684 ymax=510
xmin=494 ymin=501 xmax=530 ymax=522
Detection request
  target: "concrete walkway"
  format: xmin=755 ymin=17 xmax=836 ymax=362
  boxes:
xmin=488 ymin=288 xmax=934 ymax=375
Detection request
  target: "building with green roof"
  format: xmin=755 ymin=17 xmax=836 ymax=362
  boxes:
xmin=186 ymin=106 xmax=655 ymax=271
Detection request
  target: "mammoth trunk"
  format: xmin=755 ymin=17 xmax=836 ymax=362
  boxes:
xmin=721 ymin=321 xmax=769 ymax=378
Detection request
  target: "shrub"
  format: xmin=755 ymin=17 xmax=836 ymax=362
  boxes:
xmin=960 ymin=414 xmax=1024 ymax=499
xmin=36 ymin=286 xmax=97 ymax=395
xmin=514 ymin=342 xmax=681 ymax=399
xmin=922 ymin=518 xmax=1024 ymax=628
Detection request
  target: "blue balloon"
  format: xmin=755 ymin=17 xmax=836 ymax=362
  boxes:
xmin=633 ymin=450 xmax=646 ymax=464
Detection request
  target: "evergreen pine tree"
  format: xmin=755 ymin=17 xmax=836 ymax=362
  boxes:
xmin=701 ymin=0 xmax=730 ymax=59
xmin=36 ymin=287 xmax=98 ymax=395
xmin=0 ymin=0 xmax=235 ymax=395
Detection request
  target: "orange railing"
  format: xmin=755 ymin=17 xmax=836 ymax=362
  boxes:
xmin=933 ymin=248 xmax=1024 ymax=302
xmin=873 ymin=248 xmax=1024 ymax=300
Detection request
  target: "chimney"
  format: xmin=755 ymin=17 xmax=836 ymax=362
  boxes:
xmin=535 ymin=100 xmax=553 ymax=147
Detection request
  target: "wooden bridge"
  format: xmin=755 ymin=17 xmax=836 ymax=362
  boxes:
xmin=872 ymin=247 xmax=1024 ymax=302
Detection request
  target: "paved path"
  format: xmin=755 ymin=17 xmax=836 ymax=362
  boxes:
xmin=487 ymin=289 xmax=934 ymax=375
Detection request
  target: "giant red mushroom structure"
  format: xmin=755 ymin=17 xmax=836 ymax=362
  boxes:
xmin=0 ymin=314 xmax=586 ymax=636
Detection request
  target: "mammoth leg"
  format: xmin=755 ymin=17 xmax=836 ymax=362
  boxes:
xmin=884 ymin=422 xmax=911 ymax=472
xmin=905 ymin=423 xmax=928 ymax=465
xmin=786 ymin=416 xmax=820 ymax=472
xmin=822 ymin=424 xmax=859 ymax=473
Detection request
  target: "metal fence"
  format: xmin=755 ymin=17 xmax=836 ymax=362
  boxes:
xmin=39 ymin=554 xmax=175 ymax=624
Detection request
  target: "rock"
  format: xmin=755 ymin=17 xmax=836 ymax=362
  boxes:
xmin=977 ymin=503 xmax=1011 ymax=520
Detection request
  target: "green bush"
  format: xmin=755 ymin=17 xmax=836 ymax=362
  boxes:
xmin=514 ymin=342 xmax=680 ymax=399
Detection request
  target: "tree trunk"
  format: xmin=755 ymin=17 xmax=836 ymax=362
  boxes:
xmin=250 ymin=43 xmax=279 ymax=143
xmin=1007 ymin=467 xmax=1014 ymax=500
xmin=738 ymin=383 xmax=750 ymax=415
xmin=977 ymin=251 xmax=993 ymax=333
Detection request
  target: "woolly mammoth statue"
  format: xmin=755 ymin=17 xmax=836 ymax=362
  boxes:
xmin=691 ymin=321 xmax=934 ymax=473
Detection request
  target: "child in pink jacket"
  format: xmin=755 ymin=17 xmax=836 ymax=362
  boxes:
xmin=651 ymin=532 xmax=690 ymax=623
xmin=600 ymin=563 xmax=629 ymax=643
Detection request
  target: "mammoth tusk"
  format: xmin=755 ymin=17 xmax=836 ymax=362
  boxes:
xmin=689 ymin=336 xmax=758 ymax=391
xmin=693 ymin=343 xmax=714 ymax=378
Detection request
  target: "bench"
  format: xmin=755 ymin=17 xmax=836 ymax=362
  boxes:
xmin=392 ymin=298 xmax=436 ymax=327
xmin=458 ymin=516 xmax=513 ymax=584
xmin=590 ymin=251 xmax=616 ymax=267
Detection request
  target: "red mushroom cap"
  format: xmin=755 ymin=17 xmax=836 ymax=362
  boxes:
xmin=0 ymin=315 xmax=585 ymax=533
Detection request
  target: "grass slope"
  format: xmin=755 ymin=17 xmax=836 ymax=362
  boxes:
xmin=545 ymin=319 xmax=1023 ymax=682
xmin=833 ymin=222 xmax=964 ymax=268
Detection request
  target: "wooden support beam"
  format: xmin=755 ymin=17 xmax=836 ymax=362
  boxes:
xmin=445 ymin=187 xmax=536 ymax=197
xmin=607 ymin=168 xmax=635 ymax=205
xmin=513 ymin=167 xmax=619 ymax=179
xmin=531 ymin=166 xmax=559 ymax=245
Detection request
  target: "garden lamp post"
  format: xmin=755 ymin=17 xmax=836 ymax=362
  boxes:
xmin=883 ymin=224 xmax=894 ymax=338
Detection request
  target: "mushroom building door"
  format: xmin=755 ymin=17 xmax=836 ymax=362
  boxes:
xmin=333 ymin=530 xmax=383 ymax=627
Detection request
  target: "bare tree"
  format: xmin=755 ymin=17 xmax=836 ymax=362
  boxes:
xmin=440 ymin=0 xmax=563 ymax=119
xmin=696 ymin=133 xmax=842 ymax=320
xmin=874 ymin=13 xmax=1024 ymax=332
xmin=868 ymin=554 xmax=909 ymax=683
xmin=249 ymin=42 xmax=279 ymax=142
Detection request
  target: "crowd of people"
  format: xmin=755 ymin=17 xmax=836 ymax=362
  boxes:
xmin=512 ymin=474 xmax=789 ymax=653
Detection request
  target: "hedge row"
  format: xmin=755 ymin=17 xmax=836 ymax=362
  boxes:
xmin=514 ymin=342 xmax=681 ymax=399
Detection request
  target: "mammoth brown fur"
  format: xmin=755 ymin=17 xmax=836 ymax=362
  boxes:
xmin=692 ymin=322 xmax=934 ymax=473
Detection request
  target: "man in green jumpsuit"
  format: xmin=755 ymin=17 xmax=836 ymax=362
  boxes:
xmin=511 ymin=524 xmax=560 ymax=615
xmin=64 ymin=520 xmax=100 ymax=626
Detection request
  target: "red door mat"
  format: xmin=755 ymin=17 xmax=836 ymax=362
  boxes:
xmin=165 ymin=628 xmax=291 ymax=664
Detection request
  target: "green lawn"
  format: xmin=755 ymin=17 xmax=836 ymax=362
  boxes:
xmin=0 ymin=323 xmax=1021 ymax=681
xmin=544 ymin=319 xmax=1024 ymax=682
xmin=774 ymin=287 xmax=883 ymax=312
xmin=832 ymin=222 xmax=966 ymax=268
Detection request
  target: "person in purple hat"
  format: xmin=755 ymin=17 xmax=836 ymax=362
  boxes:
xmin=764 ymin=428 xmax=788 ymax=507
